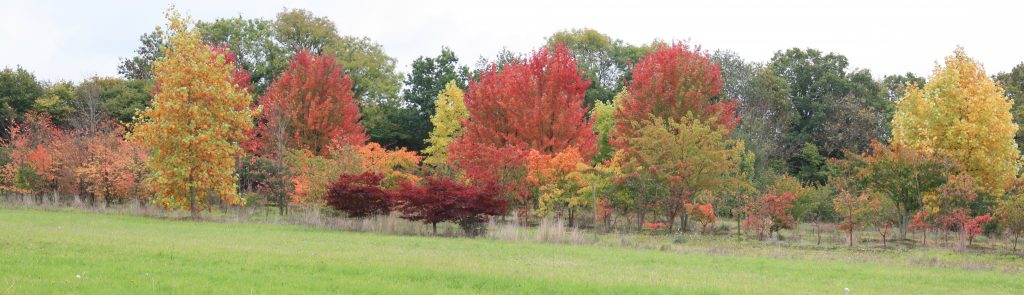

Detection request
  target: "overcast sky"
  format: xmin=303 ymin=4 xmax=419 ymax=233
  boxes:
xmin=1 ymin=0 xmax=1021 ymax=83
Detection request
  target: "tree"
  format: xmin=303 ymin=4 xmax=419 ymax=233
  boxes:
xmin=451 ymin=45 xmax=595 ymax=221
xmin=545 ymin=28 xmax=647 ymax=106
xmin=0 ymin=66 xmax=44 ymax=137
xmin=619 ymin=115 xmax=747 ymax=231
xmin=734 ymin=68 xmax=795 ymax=183
xmin=395 ymin=177 xmax=508 ymax=236
xmin=995 ymin=193 xmax=1024 ymax=251
xmin=422 ymin=81 xmax=468 ymax=169
xmin=401 ymin=47 xmax=470 ymax=151
xmin=858 ymin=141 xmax=949 ymax=241
xmin=273 ymin=8 xmax=337 ymax=55
xmin=924 ymin=174 xmax=988 ymax=250
xmin=1 ymin=113 xmax=64 ymax=195
xmin=591 ymin=90 xmax=624 ymax=163
xmin=741 ymin=191 xmax=797 ymax=240
xmin=325 ymin=172 xmax=393 ymax=217
xmin=118 ymin=29 xmax=164 ymax=80
xmin=197 ymin=16 xmax=287 ymax=95
xmin=833 ymin=189 xmax=879 ymax=246
xmin=33 ymin=81 xmax=77 ymax=127
xmin=129 ymin=10 xmax=257 ymax=218
xmin=767 ymin=48 xmax=889 ymax=180
xmin=993 ymin=63 xmax=1024 ymax=151
xmin=250 ymin=50 xmax=366 ymax=156
xmin=526 ymin=147 xmax=588 ymax=223
xmin=892 ymin=48 xmax=1020 ymax=195
xmin=614 ymin=42 xmax=738 ymax=141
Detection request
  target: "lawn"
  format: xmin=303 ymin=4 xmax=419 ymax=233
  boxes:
xmin=0 ymin=208 xmax=1021 ymax=294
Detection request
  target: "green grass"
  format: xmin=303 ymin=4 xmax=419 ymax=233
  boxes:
xmin=0 ymin=208 xmax=1021 ymax=294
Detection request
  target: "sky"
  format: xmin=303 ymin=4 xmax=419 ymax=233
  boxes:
xmin=1 ymin=0 xmax=1021 ymax=83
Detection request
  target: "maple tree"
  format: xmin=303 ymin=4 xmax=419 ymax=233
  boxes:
xmin=526 ymin=147 xmax=589 ymax=223
xmin=833 ymin=190 xmax=880 ymax=246
xmin=395 ymin=177 xmax=508 ymax=236
xmin=685 ymin=203 xmax=716 ymax=233
xmin=619 ymin=114 xmax=746 ymax=231
xmin=741 ymin=191 xmax=797 ymax=240
xmin=452 ymin=44 xmax=595 ymax=158
xmin=614 ymin=42 xmax=738 ymax=143
xmin=924 ymin=174 xmax=989 ymax=250
xmin=421 ymin=80 xmax=467 ymax=170
xmin=2 ymin=113 xmax=64 ymax=195
xmin=249 ymin=50 xmax=365 ymax=156
xmin=995 ymin=193 xmax=1024 ymax=251
xmin=892 ymin=48 xmax=1020 ymax=195
xmin=858 ymin=140 xmax=949 ymax=240
xmin=129 ymin=9 xmax=257 ymax=218
xmin=325 ymin=172 xmax=393 ymax=217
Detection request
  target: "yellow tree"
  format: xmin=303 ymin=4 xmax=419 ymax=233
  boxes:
xmin=422 ymin=80 xmax=467 ymax=170
xmin=130 ymin=9 xmax=257 ymax=218
xmin=892 ymin=48 xmax=1020 ymax=195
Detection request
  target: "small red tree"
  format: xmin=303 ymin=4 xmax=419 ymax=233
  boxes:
xmin=741 ymin=191 xmax=796 ymax=240
xmin=685 ymin=203 xmax=717 ymax=233
xmin=963 ymin=214 xmax=992 ymax=246
xmin=249 ymin=50 xmax=365 ymax=156
xmin=833 ymin=190 xmax=880 ymax=247
xmin=395 ymin=177 xmax=508 ymax=236
xmin=325 ymin=172 xmax=392 ymax=217
xmin=614 ymin=42 xmax=738 ymax=144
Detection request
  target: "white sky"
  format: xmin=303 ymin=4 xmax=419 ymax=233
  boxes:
xmin=1 ymin=0 xmax=1021 ymax=82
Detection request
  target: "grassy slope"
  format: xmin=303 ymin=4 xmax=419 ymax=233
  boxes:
xmin=0 ymin=209 xmax=1020 ymax=294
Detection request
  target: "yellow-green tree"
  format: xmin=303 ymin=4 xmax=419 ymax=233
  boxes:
xmin=422 ymin=80 xmax=467 ymax=169
xmin=130 ymin=9 xmax=257 ymax=218
xmin=892 ymin=48 xmax=1020 ymax=195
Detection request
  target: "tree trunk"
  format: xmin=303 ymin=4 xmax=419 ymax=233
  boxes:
xmin=189 ymin=185 xmax=198 ymax=220
xmin=898 ymin=211 xmax=908 ymax=242
xmin=432 ymin=222 xmax=438 ymax=235
xmin=848 ymin=230 xmax=854 ymax=247
xmin=815 ymin=219 xmax=822 ymax=246
xmin=736 ymin=215 xmax=742 ymax=238
xmin=1013 ymin=232 xmax=1019 ymax=251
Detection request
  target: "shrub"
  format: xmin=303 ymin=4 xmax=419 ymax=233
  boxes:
xmin=325 ymin=172 xmax=393 ymax=218
xmin=395 ymin=177 xmax=508 ymax=236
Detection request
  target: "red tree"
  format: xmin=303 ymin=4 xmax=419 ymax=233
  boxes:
xmin=325 ymin=172 xmax=392 ymax=217
xmin=395 ymin=177 xmax=508 ymax=236
xmin=741 ymin=191 xmax=797 ymax=240
xmin=249 ymin=50 xmax=365 ymax=156
xmin=614 ymin=42 xmax=738 ymax=143
xmin=450 ymin=45 xmax=593 ymax=219
xmin=453 ymin=44 xmax=595 ymax=159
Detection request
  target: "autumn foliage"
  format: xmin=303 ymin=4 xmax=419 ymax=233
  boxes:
xmin=395 ymin=177 xmax=508 ymax=236
xmin=249 ymin=50 xmax=365 ymax=156
xmin=325 ymin=172 xmax=393 ymax=217
xmin=614 ymin=42 xmax=738 ymax=142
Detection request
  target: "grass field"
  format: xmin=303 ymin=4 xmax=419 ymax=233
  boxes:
xmin=1 ymin=208 xmax=1022 ymax=294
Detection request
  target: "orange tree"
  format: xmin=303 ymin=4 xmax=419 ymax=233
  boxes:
xmin=130 ymin=9 xmax=257 ymax=218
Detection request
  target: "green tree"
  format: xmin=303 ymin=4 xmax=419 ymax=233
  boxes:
xmin=401 ymin=47 xmax=470 ymax=151
xmin=546 ymin=28 xmax=646 ymax=106
xmin=197 ymin=16 xmax=287 ymax=95
xmin=591 ymin=90 xmax=624 ymax=163
xmin=994 ymin=63 xmax=1024 ymax=150
xmin=273 ymin=8 xmax=337 ymax=54
xmin=0 ymin=66 xmax=43 ymax=136
xmin=118 ymin=30 xmax=164 ymax=80
xmin=859 ymin=141 xmax=949 ymax=240
xmin=33 ymin=81 xmax=77 ymax=127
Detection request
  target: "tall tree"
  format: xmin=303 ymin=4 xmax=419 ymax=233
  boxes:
xmin=450 ymin=45 xmax=594 ymax=218
xmin=0 ymin=66 xmax=43 ymax=137
xmin=129 ymin=10 xmax=257 ymax=218
xmin=994 ymin=63 xmax=1024 ymax=150
xmin=892 ymin=48 xmax=1020 ymax=195
xmin=614 ymin=42 xmax=738 ymax=142
xmin=401 ymin=47 xmax=470 ymax=151
xmin=859 ymin=141 xmax=949 ymax=240
xmin=452 ymin=44 xmax=596 ymax=159
xmin=273 ymin=8 xmax=337 ymax=55
xmin=422 ymin=81 xmax=467 ymax=169
xmin=118 ymin=30 xmax=164 ymax=80
xmin=197 ymin=16 xmax=287 ymax=95
xmin=250 ymin=50 xmax=366 ymax=156
xmin=545 ymin=28 xmax=648 ymax=106
xmin=768 ymin=48 xmax=888 ymax=182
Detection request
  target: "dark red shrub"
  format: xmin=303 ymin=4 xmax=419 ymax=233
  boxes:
xmin=325 ymin=172 xmax=392 ymax=217
xmin=395 ymin=177 xmax=509 ymax=236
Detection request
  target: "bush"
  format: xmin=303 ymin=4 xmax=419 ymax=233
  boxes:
xmin=325 ymin=172 xmax=393 ymax=218
xmin=395 ymin=177 xmax=508 ymax=236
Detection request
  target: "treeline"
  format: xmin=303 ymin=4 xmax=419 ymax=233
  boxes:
xmin=2 ymin=8 xmax=1024 ymax=250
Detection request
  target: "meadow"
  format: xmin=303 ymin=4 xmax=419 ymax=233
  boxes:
xmin=1 ymin=207 xmax=1022 ymax=294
